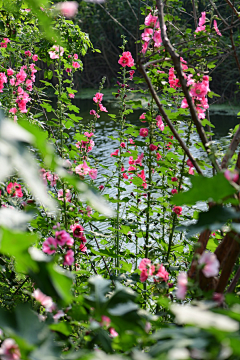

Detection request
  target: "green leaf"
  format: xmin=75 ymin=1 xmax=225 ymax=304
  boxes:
xmin=49 ymin=322 xmax=72 ymax=336
xmin=172 ymin=173 xmax=237 ymax=205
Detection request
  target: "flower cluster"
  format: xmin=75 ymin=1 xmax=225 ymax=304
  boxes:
xmin=75 ymin=161 xmax=98 ymax=180
xmin=118 ymin=51 xmax=134 ymax=68
xmin=40 ymin=169 xmax=59 ymax=186
xmin=70 ymin=223 xmax=87 ymax=252
xmin=6 ymin=182 xmax=23 ymax=197
xmin=0 ymin=338 xmax=21 ymax=360
xmin=138 ymin=258 xmax=169 ymax=283
xmin=92 ymin=92 xmax=108 ymax=112
xmin=141 ymin=12 xmax=164 ymax=53
xmin=42 ymin=228 xmax=75 ymax=266
xmin=76 ymin=132 xmax=95 ymax=153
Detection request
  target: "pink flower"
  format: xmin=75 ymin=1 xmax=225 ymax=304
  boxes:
xmin=195 ymin=12 xmax=206 ymax=33
xmin=139 ymin=128 xmax=148 ymax=137
xmin=156 ymin=152 xmax=162 ymax=161
xmin=176 ymin=272 xmax=188 ymax=300
xmin=9 ymin=107 xmax=17 ymax=115
xmin=99 ymin=103 xmax=108 ymax=112
xmin=149 ymin=144 xmax=157 ymax=151
xmin=156 ymin=115 xmax=164 ymax=131
xmin=224 ymin=169 xmax=239 ymax=183
xmin=171 ymin=189 xmax=178 ymax=195
xmin=86 ymin=205 xmax=92 ymax=217
xmin=111 ymin=149 xmax=119 ymax=157
xmin=109 ymin=328 xmax=118 ymax=337
xmin=72 ymin=61 xmax=80 ymax=69
xmin=93 ymin=92 xmax=103 ymax=103
xmin=7 ymin=183 xmax=23 ymax=197
xmin=0 ymin=339 xmax=21 ymax=360
xmin=58 ymin=189 xmax=72 ymax=202
xmin=57 ymin=1 xmax=78 ymax=18
xmin=42 ymin=237 xmax=58 ymax=254
xmin=25 ymin=50 xmax=32 ymax=57
xmin=120 ymin=142 xmax=126 ymax=148
xmin=79 ymin=243 xmax=87 ymax=252
xmin=99 ymin=185 xmax=104 ymax=191
xmin=10 ymin=78 xmax=15 ymax=86
xmin=73 ymin=53 xmax=78 ymax=59
xmin=129 ymin=70 xmax=135 ymax=80
xmin=123 ymin=173 xmax=128 ymax=179
xmin=153 ymin=30 xmax=162 ymax=47
xmin=135 ymin=153 xmax=144 ymax=166
xmin=171 ymin=177 xmax=178 ymax=182
xmin=213 ymin=292 xmax=224 ymax=305
xmin=156 ymin=264 xmax=169 ymax=282
xmin=70 ymin=223 xmax=84 ymax=238
xmin=49 ymin=45 xmax=64 ymax=59
xmin=189 ymin=167 xmax=194 ymax=175
xmin=7 ymin=68 xmax=14 ymax=76
xmin=90 ymin=109 xmax=99 ymax=118
xmin=75 ymin=161 xmax=90 ymax=176
xmin=26 ymin=79 xmax=33 ymax=91
xmin=181 ymin=98 xmax=188 ymax=109
xmin=199 ymin=251 xmax=220 ymax=278
xmin=32 ymin=54 xmax=38 ymax=61
xmin=33 ymin=289 xmax=55 ymax=311
xmin=55 ymin=230 xmax=73 ymax=246
xmin=145 ymin=13 xmax=159 ymax=28
xmin=118 ymin=51 xmax=134 ymax=68
xmin=89 ymin=168 xmax=98 ymax=180
xmin=139 ymin=258 xmax=155 ymax=282
xmin=64 ymin=249 xmax=74 ymax=266
xmin=129 ymin=138 xmax=135 ymax=144
xmin=101 ymin=315 xmax=111 ymax=327
xmin=186 ymin=159 xmax=193 ymax=167
xmin=16 ymin=68 xmax=27 ymax=84
xmin=140 ymin=113 xmax=146 ymax=120
xmin=142 ymin=28 xmax=153 ymax=42
xmin=173 ymin=206 xmax=182 ymax=216
xmin=69 ymin=93 xmax=75 ymax=98
xmin=190 ymin=82 xmax=208 ymax=98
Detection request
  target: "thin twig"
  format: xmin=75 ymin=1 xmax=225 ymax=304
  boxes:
xmin=227 ymin=266 xmax=240 ymax=293
xmin=224 ymin=0 xmax=240 ymax=19
xmin=192 ymin=0 xmax=198 ymax=29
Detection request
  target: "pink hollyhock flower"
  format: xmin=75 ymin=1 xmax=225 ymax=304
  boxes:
xmin=7 ymin=183 xmax=23 ymax=197
xmin=118 ymin=51 xmax=134 ymax=68
xmin=57 ymin=1 xmax=78 ymax=18
xmin=58 ymin=189 xmax=72 ymax=202
xmin=140 ymin=113 xmax=146 ymax=120
xmin=99 ymin=185 xmax=104 ymax=191
xmin=25 ymin=50 xmax=32 ymax=57
xmin=79 ymin=243 xmax=87 ymax=252
xmin=0 ymin=339 xmax=21 ymax=360
xmin=75 ymin=161 xmax=90 ymax=176
xmin=16 ymin=68 xmax=27 ymax=84
xmin=190 ymin=82 xmax=208 ymax=98
xmin=181 ymin=98 xmax=188 ymax=109
xmin=139 ymin=128 xmax=148 ymax=137
xmin=135 ymin=153 xmax=144 ymax=166
xmin=123 ymin=173 xmax=128 ymax=179
xmin=33 ymin=288 xmax=55 ymax=311
xmin=89 ymin=168 xmax=98 ymax=180
xmin=86 ymin=205 xmax=92 ymax=217
xmin=189 ymin=167 xmax=194 ymax=175
xmin=63 ymin=249 xmax=74 ymax=266
xmin=84 ymin=132 xmax=94 ymax=138
xmin=90 ymin=109 xmax=99 ymax=118
xmin=129 ymin=70 xmax=135 ymax=80
xmin=186 ymin=159 xmax=193 ymax=167
xmin=128 ymin=166 xmax=136 ymax=172
xmin=145 ymin=13 xmax=159 ymax=28
xmin=173 ymin=206 xmax=182 ymax=216
xmin=72 ymin=61 xmax=80 ymax=69
xmin=26 ymin=79 xmax=33 ymax=91
xmin=66 ymin=68 xmax=71 ymax=73
xmin=156 ymin=115 xmax=164 ymax=131
xmin=138 ymin=169 xmax=146 ymax=182
xmin=142 ymin=28 xmax=153 ymax=42
xmin=53 ymin=310 xmax=65 ymax=322
xmin=141 ymin=41 xmax=149 ymax=54
xmin=30 ymin=63 xmax=37 ymax=73
xmin=55 ymin=230 xmax=73 ymax=246
xmin=99 ymin=103 xmax=108 ymax=112
xmin=101 ymin=315 xmax=111 ymax=327
xmin=69 ymin=93 xmax=75 ymax=98
xmin=120 ymin=142 xmax=126 ymax=148
xmin=93 ymin=92 xmax=103 ymax=103
xmin=0 ymin=38 xmax=10 ymax=48
xmin=17 ymin=86 xmax=24 ymax=95
xmin=49 ymin=45 xmax=64 ymax=59
xmin=199 ymin=12 xmax=206 ymax=26
xmin=171 ymin=177 xmax=178 ymax=182
xmin=129 ymin=156 xmax=134 ymax=165
xmin=32 ymin=54 xmax=38 ymax=61
xmin=111 ymin=149 xmax=119 ymax=157
xmin=176 ymin=272 xmax=188 ymax=300
xmin=129 ymin=138 xmax=135 ymax=144
xmin=7 ymin=68 xmax=14 ymax=76
xmin=171 ymin=189 xmax=178 ymax=195
xmin=155 ymin=264 xmax=169 ymax=282
xmin=70 ymin=223 xmax=84 ymax=238
xmin=109 ymin=328 xmax=118 ymax=337
xmin=42 ymin=237 xmax=58 ymax=255
xmin=199 ymin=251 xmax=220 ymax=278
xmin=10 ymin=78 xmax=15 ymax=86
xmin=224 ymin=169 xmax=239 ymax=183
xmin=153 ymin=30 xmax=162 ymax=47
xmin=9 ymin=108 xmax=17 ymax=115
xmin=73 ymin=54 xmax=78 ymax=59
xmin=149 ymin=144 xmax=158 ymax=151
xmin=156 ymin=152 xmax=162 ymax=161
xmin=139 ymin=258 xmax=155 ymax=282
